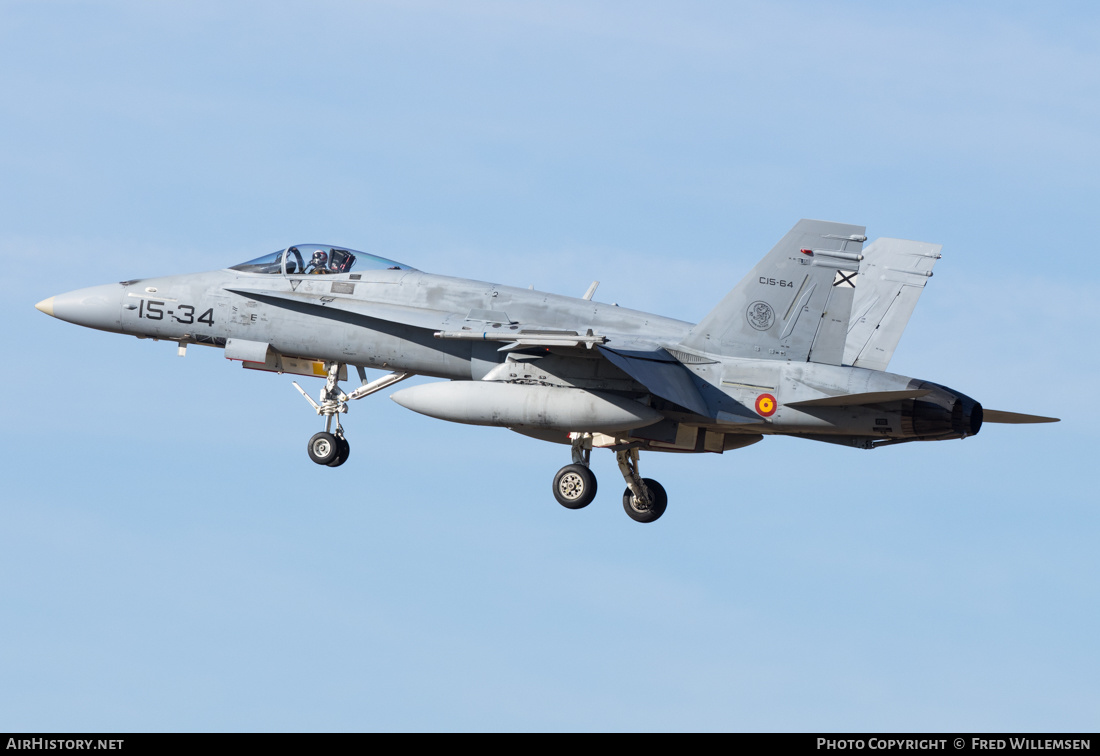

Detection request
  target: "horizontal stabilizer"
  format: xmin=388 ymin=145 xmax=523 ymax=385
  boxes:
xmin=786 ymin=389 xmax=932 ymax=408
xmin=982 ymin=409 xmax=1060 ymax=424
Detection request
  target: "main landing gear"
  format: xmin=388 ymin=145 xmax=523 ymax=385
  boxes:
xmin=551 ymin=434 xmax=668 ymax=523
xmin=293 ymin=363 xmax=410 ymax=468
xmin=552 ymin=435 xmax=598 ymax=509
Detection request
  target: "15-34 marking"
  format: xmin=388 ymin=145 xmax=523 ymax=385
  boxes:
xmin=138 ymin=300 xmax=214 ymax=325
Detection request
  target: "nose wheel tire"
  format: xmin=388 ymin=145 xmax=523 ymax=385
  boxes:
xmin=307 ymin=432 xmax=340 ymax=465
xmin=622 ymin=478 xmax=667 ymax=523
xmin=326 ymin=436 xmax=351 ymax=467
xmin=553 ymin=464 xmax=597 ymax=510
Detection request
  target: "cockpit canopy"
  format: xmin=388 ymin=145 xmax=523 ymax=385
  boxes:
xmin=230 ymin=244 xmax=416 ymax=275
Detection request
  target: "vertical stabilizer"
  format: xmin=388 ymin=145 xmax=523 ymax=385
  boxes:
xmin=843 ymin=238 xmax=941 ymax=370
xmin=677 ymin=219 xmax=865 ymax=362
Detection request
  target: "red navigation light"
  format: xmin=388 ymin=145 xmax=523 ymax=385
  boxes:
xmin=800 ymin=248 xmax=814 ymax=255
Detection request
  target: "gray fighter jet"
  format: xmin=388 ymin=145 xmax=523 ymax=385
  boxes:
xmin=35 ymin=220 xmax=1058 ymax=523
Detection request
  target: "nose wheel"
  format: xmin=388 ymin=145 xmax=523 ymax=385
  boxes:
xmin=293 ymin=363 xmax=410 ymax=468
xmin=307 ymin=432 xmax=339 ymax=464
xmin=307 ymin=431 xmax=351 ymax=467
xmin=328 ymin=436 xmax=351 ymax=467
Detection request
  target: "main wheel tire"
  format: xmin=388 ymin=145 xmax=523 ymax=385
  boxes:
xmin=553 ymin=464 xmax=597 ymax=510
xmin=307 ymin=432 xmax=340 ymax=465
xmin=326 ymin=437 xmax=351 ymax=467
xmin=622 ymin=478 xmax=668 ymax=523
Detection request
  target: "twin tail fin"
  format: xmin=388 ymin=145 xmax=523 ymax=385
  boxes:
xmin=677 ymin=219 xmax=865 ymax=364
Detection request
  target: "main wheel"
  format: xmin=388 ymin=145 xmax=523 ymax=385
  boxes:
xmin=307 ymin=431 xmax=339 ymax=465
xmin=326 ymin=437 xmax=351 ymax=467
xmin=622 ymin=478 xmax=667 ymax=523
xmin=553 ymin=464 xmax=597 ymax=510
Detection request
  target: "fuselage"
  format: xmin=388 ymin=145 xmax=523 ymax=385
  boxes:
xmin=37 ymin=259 xmax=982 ymax=450
xmin=33 ymin=228 xmax=1059 ymax=524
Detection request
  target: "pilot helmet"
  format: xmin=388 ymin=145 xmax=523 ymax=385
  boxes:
xmin=311 ymin=249 xmax=328 ymax=267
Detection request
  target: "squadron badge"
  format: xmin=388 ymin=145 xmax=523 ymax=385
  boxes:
xmin=746 ymin=301 xmax=775 ymax=331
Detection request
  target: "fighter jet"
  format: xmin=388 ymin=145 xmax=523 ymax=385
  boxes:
xmin=35 ymin=220 xmax=1058 ymax=523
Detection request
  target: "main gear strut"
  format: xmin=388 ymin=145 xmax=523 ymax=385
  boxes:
xmin=616 ymin=447 xmax=667 ymax=523
xmin=550 ymin=434 xmax=668 ymax=522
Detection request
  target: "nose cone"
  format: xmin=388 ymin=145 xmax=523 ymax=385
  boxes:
xmin=35 ymin=284 xmax=123 ymax=332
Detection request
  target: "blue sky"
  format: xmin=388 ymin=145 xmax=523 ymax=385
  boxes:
xmin=1 ymin=0 xmax=1096 ymax=731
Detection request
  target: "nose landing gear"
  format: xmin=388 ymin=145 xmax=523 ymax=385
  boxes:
xmin=293 ymin=363 xmax=410 ymax=468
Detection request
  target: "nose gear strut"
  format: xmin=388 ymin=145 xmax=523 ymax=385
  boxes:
xmin=293 ymin=363 xmax=411 ymax=467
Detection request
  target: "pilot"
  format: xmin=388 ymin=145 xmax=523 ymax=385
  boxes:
xmin=309 ymin=249 xmax=331 ymax=274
